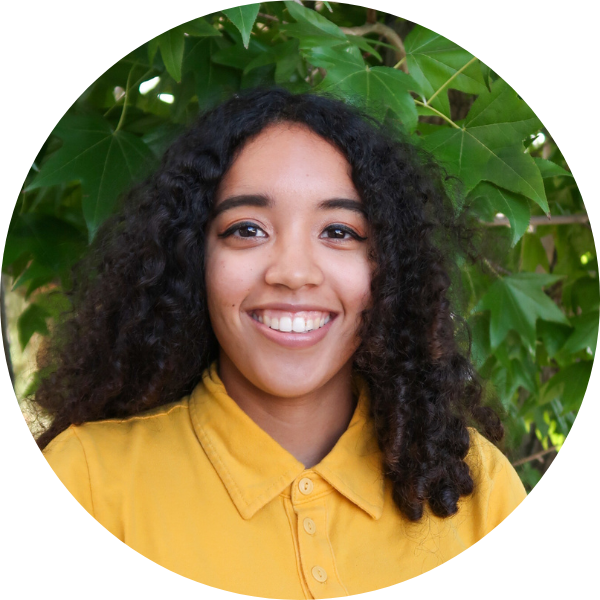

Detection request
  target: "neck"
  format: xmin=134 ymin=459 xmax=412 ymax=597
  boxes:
xmin=218 ymin=354 xmax=356 ymax=468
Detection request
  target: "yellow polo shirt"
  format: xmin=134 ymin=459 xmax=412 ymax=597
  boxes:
xmin=44 ymin=363 xmax=526 ymax=598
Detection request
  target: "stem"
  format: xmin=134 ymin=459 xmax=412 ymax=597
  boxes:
xmin=481 ymin=257 xmax=508 ymax=278
xmin=115 ymin=66 xmax=135 ymax=132
xmin=428 ymin=56 xmax=477 ymax=104
xmin=414 ymin=100 xmax=461 ymax=129
xmin=393 ymin=56 xmax=406 ymax=70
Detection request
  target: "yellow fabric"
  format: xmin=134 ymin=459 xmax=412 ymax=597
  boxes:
xmin=44 ymin=364 xmax=526 ymax=598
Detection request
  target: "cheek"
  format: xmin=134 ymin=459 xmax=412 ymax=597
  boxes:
xmin=326 ymin=253 xmax=373 ymax=315
xmin=204 ymin=246 xmax=258 ymax=319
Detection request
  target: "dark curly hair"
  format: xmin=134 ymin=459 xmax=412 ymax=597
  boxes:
xmin=33 ymin=87 xmax=503 ymax=522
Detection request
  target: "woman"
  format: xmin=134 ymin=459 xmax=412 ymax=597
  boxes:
xmin=38 ymin=88 xmax=525 ymax=598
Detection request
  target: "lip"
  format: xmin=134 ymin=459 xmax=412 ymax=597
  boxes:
xmin=244 ymin=310 xmax=337 ymax=349
xmin=245 ymin=303 xmax=337 ymax=313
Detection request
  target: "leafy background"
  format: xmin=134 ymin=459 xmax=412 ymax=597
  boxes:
xmin=2 ymin=1 xmax=596 ymax=491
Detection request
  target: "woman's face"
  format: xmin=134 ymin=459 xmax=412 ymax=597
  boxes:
xmin=205 ymin=122 xmax=372 ymax=398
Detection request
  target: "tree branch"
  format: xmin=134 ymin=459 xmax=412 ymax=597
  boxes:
xmin=257 ymin=12 xmax=280 ymax=22
xmin=513 ymin=446 xmax=557 ymax=467
xmin=483 ymin=214 xmax=589 ymax=227
xmin=340 ymin=22 xmax=408 ymax=73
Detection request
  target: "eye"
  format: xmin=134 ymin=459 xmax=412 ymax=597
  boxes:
xmin=320 ymin=224 xmax=366 ymax=241
xmin=219 ymin=221 xmax=268 ymax=239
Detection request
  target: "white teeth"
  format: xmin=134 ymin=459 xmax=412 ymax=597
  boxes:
xmin=252 ymin=311 xmax=332 ymax=333
xmin=279 ymin=316 xmax=293 ymax=332
xmin=292 ymin=317 xmax=306 ymax=333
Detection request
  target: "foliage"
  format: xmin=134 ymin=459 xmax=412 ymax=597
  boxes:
xmin=3 ymin=1 xmax=596 ymax=490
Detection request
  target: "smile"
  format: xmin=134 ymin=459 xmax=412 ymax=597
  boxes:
xmin=244 ymin=310 xmax=337 ymax=349
xmin=250 ymin=310 xmax=332 ymax=334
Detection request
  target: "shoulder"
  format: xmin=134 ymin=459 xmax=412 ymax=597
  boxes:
xmin=460 ymin=428 xmax=527 ymax=535
xmin=466 ymin=428 xmax=517 ymax=482
xmin=43 ymin=399 xmax=195 ymax=500
xmin=44 ymin=399 xmax=192 ymax=455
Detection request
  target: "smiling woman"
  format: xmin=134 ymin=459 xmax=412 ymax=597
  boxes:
xmin=36 ymin=88 xmax=526 ymax=598
xmin=205 ymin=124 xmax=372 ymax=468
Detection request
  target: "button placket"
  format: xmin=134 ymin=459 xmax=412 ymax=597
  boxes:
xmin=291 ymin=478 xmax=348 ymax=598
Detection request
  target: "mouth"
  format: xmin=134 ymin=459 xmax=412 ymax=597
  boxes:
xmin=249 ymin=309 xmax=333 ymax=334
xmin=245 ymin=308 xmax=337 ymax=349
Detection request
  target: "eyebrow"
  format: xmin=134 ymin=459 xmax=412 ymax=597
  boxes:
xmin=211 ymin=194 xmax=366 ymax=217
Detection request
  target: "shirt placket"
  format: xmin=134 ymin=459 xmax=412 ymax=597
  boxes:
xmin=291 ymin=472 xmax=349 ymax=599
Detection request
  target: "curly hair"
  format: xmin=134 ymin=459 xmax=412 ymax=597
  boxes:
xmin=33 ymin=87 xmax=503 ymax=522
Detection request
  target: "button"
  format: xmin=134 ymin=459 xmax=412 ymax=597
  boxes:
xmin=312 ymin=566 xmax=328 ymax=583
xmin=303 ymin=517 xmax=316 ymax=535
xmin=298 ymin=477 xmax=314 ymax=495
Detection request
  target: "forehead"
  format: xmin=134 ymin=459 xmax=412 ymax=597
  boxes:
xmin=216 ymin=122 xmax=359 ymax=200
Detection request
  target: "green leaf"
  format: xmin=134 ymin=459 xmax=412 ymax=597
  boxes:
xmin=423 ymin=79 xmax=547 ymax=212
xmin=12 ymin=261 xmax=57 ymax=297
xmin=303 ymin=45 xmax=365 ymax=69
xmin=243 ymin=40 xmax=301 ymax=83
xmin=280 ymin=24 xmax=343 ymax=50
xmin=281 ymin=10 xmax=381 ymax=61
xmin=469 ymin=182 xmax=530 ymax=245
xmin=25 ymin=115 xmax=155 ymax=240
xmin=142 ymin=122 xmax=186 ymax=158
xmin=534 ymin=157 xmax=573 ymax=179
xmin=4 ymin=213 xmax=86 ymax=273
xmin=17 ymin=304 xmax=50 ymax=350
xmin=560 ymin=310 xmax=598 ymax=355
xmin=148 ymin=37 xmax=160 ymax=64
xmin=469 ymin=312 xmax=491 ymax=368
xmin=539 ymin=360 xmax=593 ymax=413
xmin=474 ymin=273 xmax=569 ymax=351
xmin=222 ymin=3 xmax=261 ymax=49
xmin=284 ymin=1 xmax=346 ymax=41
xmin=537 ymin=320 xmax=572 ymax=358
xmin=519 ymin=233 xmax=550 ymax=272
xmin=510 ymin=357 xmax=536 ymax=394
xmin=570 ymin=276 xmax=600 ymax=313
xmin=317 ymin=61 xmax=421 ymax=132
xmin=343 ymin=34 xmax=383 ymax=63
xmin=480 ymin=61 xmax=492 ymax=92
xmin=157 ymin=25 xmax=186 ymax=82
xmin=404 ymin=25 xmax=488 ymax=118
xmin=183 ymin=17 xmax=222 ymax=38
xmin=184 ymin=37 xmax=241 ymax=109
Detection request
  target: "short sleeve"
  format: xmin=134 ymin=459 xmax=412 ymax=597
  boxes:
xmin=467 ymin=429 xmax=527 ymax=534
xmin=43 ymin=426 xmax=95 ymax=517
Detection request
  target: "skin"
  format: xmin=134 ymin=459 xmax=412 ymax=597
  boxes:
xmin=204 ymin=123 xmax=372 ymax=468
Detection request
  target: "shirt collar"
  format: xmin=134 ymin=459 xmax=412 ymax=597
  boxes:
xmin=189 ymin=363 xmax=385 ymax=521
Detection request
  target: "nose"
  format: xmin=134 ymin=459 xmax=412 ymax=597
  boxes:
xmin=264 ymin=233 xmax=324 ymax=290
